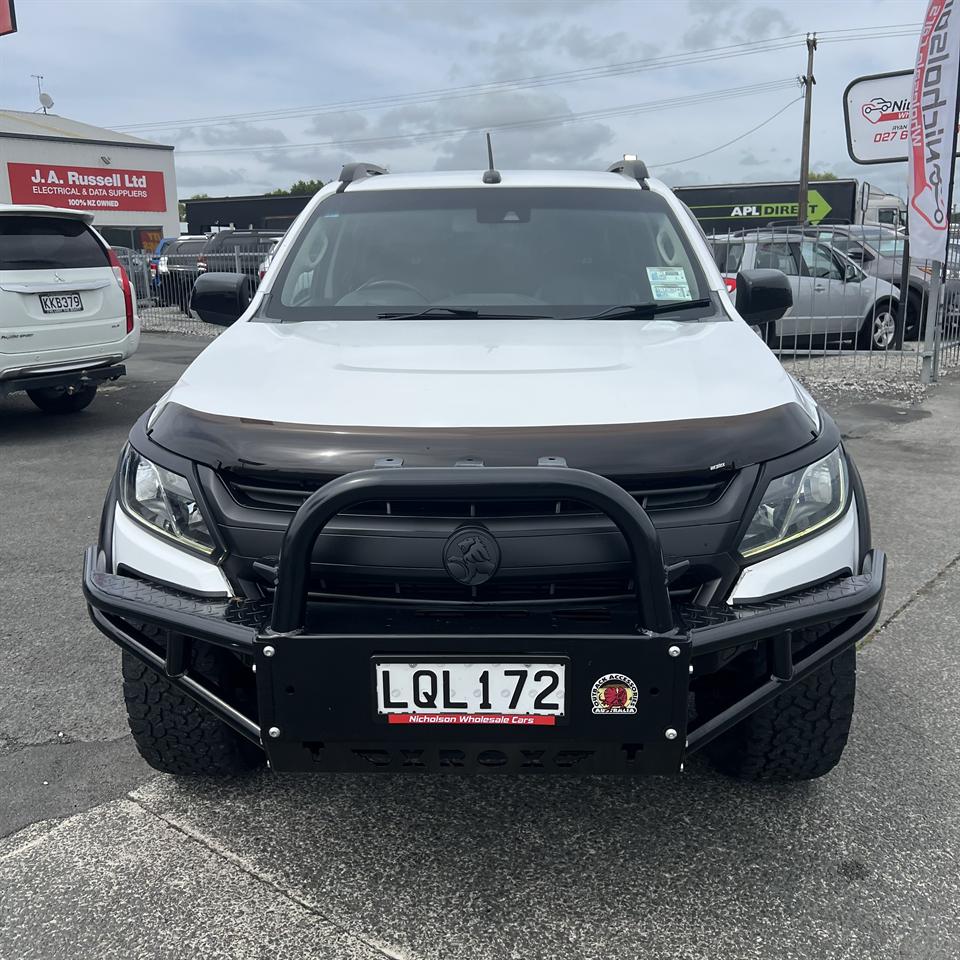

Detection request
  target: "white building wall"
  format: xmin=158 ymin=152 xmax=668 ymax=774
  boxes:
xmin=0 ymin=135 xmax=179 ymax=239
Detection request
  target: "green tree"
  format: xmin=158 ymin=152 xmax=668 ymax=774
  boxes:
xmin=809 ymin=170 xmax=838 ymax=181
xmin=266 ymin=179 xmax=324 ymax=197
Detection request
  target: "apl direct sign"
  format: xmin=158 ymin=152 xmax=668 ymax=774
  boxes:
xmin=7 ymin=163 xmax=166 ymax=212
xmin=673 ymin=182 xmax=856 ymax=233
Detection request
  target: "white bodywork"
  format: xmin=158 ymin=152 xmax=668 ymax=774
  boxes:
xmin=112 ymin=507 xmax=231 ymax=596
xmin=728 ymin=501 xmax=859 ymax=604
xmin=0 ymin=204 xmax=139 ymax=381
xmin=169 ymin=315 xmax=798 ymax=429
xmin=126 ymin=169 xmax=858 ymax=600
xmin=161 ymin=171 xmax=789 ymax=430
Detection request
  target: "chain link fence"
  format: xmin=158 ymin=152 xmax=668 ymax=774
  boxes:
xmin=122 ymin=220 xmax=960 ymax=394
xmin=937 ymin=222 xmax=960 ymax=376
xmin=123 ymin=239 xmax=274 ymax=339
xmin=705 ymin=220 xmax=960 ymax=398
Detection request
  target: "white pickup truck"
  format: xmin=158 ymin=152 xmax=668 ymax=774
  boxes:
xmin=82 ymin=160 xmax=885 ymax=783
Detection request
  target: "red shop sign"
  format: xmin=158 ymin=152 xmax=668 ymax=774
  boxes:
xmin=8 ymin=162 xmax=167 ymax=212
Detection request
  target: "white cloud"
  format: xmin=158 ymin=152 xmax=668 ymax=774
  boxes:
xmin=6 ymin=0 xmax=917 ymax=199
xmin=176 ymin=165 xmax=249 ymax=190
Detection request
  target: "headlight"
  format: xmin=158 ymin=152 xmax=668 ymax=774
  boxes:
xmin=740 ymin=447 xmax=848 ymax=558
xmin=119 ymin=447 xmax=215 ymax=554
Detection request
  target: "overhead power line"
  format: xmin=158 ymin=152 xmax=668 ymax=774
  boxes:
xmin=117 ymin=34 xmax=807 ymax=132
xmin=174 ymin=79 xmax=800 ymax=157
xmin=650 ymin=96 xmax=803 ymax=168
xmin=116 ymin=23 xmax=918 ymax=135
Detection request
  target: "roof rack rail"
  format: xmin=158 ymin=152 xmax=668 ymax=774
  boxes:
xmin=607 ymin=156 xmax=650 ymax=189
xmin=336 ymin=162 xmax=388 ymax=193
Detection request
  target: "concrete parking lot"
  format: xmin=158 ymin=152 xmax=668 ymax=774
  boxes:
xmin=1 ymin=333 xmax=959 ymax=960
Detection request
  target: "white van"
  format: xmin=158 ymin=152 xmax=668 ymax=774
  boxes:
xmin=0 ymin=205 xmax=140 ymax=413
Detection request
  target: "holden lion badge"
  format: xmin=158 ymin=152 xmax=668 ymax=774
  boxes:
xmin=591 ymin=673 xmax=638 ymax=715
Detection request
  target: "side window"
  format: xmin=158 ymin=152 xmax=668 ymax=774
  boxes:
xmin=710 ymin=241 xmax=743 ymax=273
xmin=799 ymin=241 xmax=842 ymax=280
xmin=755 ymin=241 xmax=799 ymax=276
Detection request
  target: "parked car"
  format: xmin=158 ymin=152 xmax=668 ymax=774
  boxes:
xmin=0 ymin=204 xmax=138 ymax=413
xmin=157 ymin=235 xmax=208 ymax=312
xmin=198 ymin=229 xmax=284 ymax=279
xmin=83 ymin=159 xmax=884 ymax=784
xmin=111 ymin=245 xmax=151 ymax=302
xmin=710 ymin=231 xmax=901 ymax=350
xmin=796 ymin=224 xmax=935 ymax=341
xmin=148 ymin=237 xmax=179 ymax=294
xmin=258 ymin=237 xmax=282 ymax=282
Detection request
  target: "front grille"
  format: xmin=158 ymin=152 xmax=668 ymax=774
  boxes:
xmin=261 ymin=570 xmax=704 ymax=607
xmin=223 ymin=470 xmax=732 ymax=518
xmin=311 ymin=572 xmax=635 ymax=604
xmin=219 ymin=469 xmax=731 ymax=608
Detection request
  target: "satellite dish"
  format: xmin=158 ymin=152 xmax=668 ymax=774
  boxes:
xmin=39 ymin=92 xmax=53 ymax=111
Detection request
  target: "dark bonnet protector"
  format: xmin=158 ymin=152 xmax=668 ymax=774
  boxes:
xmin=145 ymin=402 xmax=820 ymax=477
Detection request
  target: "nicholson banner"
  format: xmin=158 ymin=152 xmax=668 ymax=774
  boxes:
xmin=908 ymin=0 xmax=960 ymax=261
xmin=7 ymin=162 xmax=167 ymax=213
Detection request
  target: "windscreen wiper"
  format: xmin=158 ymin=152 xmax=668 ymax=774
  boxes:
xmin=563 ymin=298 xmax=714 ymax=322
xmin=377 ymin=306 xmax=551 ymax=320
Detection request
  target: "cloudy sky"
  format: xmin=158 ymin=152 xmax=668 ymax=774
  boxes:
xmin=0 ymin=0 xmax=928 ymax=198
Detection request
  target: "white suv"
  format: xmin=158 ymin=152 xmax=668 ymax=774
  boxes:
xmin=0 ymin=205 xmax=139 ymax=413
xmin=83 ymin=160 xmax=885 ymax=783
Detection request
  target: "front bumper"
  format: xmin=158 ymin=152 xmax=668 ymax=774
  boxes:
xmin=83 ymin=466 xmax=886 ymax=774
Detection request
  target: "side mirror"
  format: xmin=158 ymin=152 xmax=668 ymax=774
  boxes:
xmin=843 ymin=261 xmax=860 ymax=283
xmin=735 ymin=268 xmax=792 ymax=324
xmin=191 ymin=272 xmax=251 ymax=326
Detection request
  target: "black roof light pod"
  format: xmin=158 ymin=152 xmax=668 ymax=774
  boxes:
xmin=607 ymin=155 xmax=650 ymax=189
xmin=337 ymin=162 xmax=388 ymax=193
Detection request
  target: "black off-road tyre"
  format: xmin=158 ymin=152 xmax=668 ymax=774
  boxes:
xmin=27 ymin=383 xmax=97 ymax=413
xmin=122 ymin=646 xmax=263 ymax=776
xmin=697 ymin=645 xmax=856 ymax=782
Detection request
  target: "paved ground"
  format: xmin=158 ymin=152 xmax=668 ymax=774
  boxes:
xmin=1 ymin=333 xmax=959 ymax=959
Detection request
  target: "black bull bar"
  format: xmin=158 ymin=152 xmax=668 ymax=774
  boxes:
xmin=83 ymin=466 xmax=886 ymax=774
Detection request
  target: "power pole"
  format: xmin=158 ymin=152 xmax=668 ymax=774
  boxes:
xmin=797 ymin=33 xmax=817 ymax=224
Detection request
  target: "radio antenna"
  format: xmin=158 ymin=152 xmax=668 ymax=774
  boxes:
xmin=32 ymin=74 xmax=53 ymax=114
xmin=482 ymin=132 xmax=501 ymax=184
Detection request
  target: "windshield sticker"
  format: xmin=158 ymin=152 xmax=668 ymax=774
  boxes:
xmin=646 ymin=266 xmax=692 ymax=302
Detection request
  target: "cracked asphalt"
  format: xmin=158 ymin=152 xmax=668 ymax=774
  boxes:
xmin=1 ymin=334 xmax=959 ymax=959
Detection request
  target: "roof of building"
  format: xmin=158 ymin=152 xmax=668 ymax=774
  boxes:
xmin=184 ymin=193 xmax=317 ymax=204
xmin=0 ymin=110 xmax=173 ymax=150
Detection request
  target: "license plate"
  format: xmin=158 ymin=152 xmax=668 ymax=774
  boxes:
xmin=375 ymin=660 xmax=566 ymax=726
xmin=39 ymin=293 xmax=83 ymax=314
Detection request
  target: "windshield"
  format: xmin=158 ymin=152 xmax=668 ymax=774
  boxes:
xmin=875 ymin=237 xmax=905 ymax=257
xmin=265 ymin=187 xmax=712 ymax=321
xmin=819 ymin=227 xmax=904 ymax=259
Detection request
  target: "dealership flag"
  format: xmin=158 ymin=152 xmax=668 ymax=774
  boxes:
xmin=908 ymin=0 xmax=960 ymax=261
